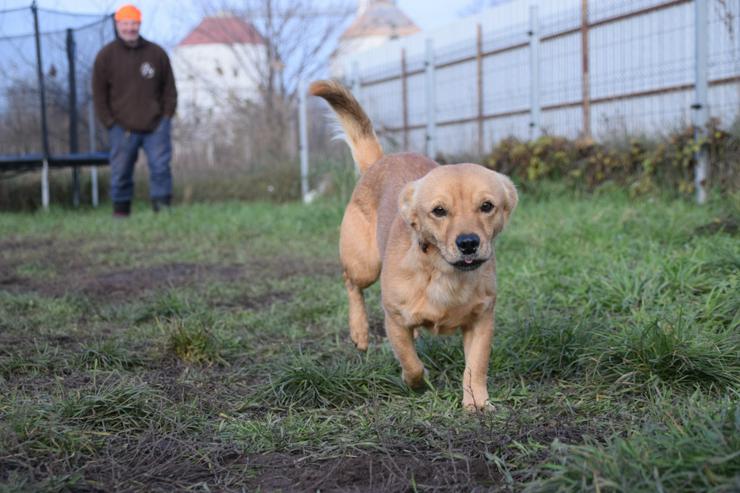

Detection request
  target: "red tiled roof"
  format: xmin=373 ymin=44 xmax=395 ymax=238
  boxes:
xmin=179 ymin=16 xmax=264 ymax=46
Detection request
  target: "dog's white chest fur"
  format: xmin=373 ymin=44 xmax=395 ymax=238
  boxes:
xmin=396 ymin=269 xmax=493 ymax=334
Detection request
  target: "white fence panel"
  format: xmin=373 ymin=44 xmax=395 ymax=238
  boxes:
xmin=338 ymin=0 xmax=739 ymax=157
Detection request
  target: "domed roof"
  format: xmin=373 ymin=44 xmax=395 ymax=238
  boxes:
xmin=341 ymin=0 xmax=420 ymax=40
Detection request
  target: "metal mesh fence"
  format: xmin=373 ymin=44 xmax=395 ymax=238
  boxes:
xmin=0 ymin=5 xmax=114 ymax=158
xmin=343 ymin=0 xmax=740 ymax=158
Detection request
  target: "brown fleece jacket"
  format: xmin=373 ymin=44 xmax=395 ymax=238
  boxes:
xmin=93 ymin=37 xmax=177 ymax=132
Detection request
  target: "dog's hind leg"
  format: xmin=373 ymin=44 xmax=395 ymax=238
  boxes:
xmin=344 ymin=274 xmax=371 ymax=351
xmin=340 ymin=206 xmax=381 ymax=352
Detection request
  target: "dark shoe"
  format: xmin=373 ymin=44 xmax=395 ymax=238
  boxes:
xmin=113 ymin=201 xmax=131 ymax=218
xmin=152 ymin=196 xmax=171 ymax=213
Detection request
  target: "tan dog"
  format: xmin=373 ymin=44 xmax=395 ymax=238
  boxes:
xmin=310 ymin=80 xmax=518 ymax=410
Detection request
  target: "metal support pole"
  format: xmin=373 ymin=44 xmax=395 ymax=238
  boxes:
xmin=693 ymin=0 xmax=709 ymax=204
xmin=580 ymin=0 xmax=591 ymax=138
xmin=736 ymin=0 xmax=740 ymax=120
xmin=476 ymin=24 xmax=485 ymax=157
xmin=425 ymin=38 xmax=437 ymax=159
xmin=67 ymin=28 xmax=80 ymax=207
xmin=401 ymin=48 xmax=409 ymax=150
xmin=529 ymin=5 xmax=541 ymax=140
xmin=299 ymin=81 xmax=309 ymax=203
xmin=41 ymin=160 xmax=49 ymax=208
xmin=32 ymin=1 xmax=51 ymax=209
xmin=88 ymin=98 xmax=99 ymax=207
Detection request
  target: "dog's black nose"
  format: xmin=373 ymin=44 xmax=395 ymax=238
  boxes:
xmin=455 ymin=234 xmax=480 ymax=255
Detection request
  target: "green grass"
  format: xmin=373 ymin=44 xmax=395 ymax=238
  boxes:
xmin=59 ymin=378 xmax=170 ymax=433
xmin=75 ymin=340 xmax=144 ymax=371
xmin=161 ymin=314 xmax=231 ymax=366
xmin=0 ymin=187 xmax=738 ymax=491
xmin=260 ymin=352 xmax=408 ymax=408
xmin=530 ymin=391 xmax=740 ymax=493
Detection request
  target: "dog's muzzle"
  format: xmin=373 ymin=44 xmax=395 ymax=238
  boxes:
xmin=451 ymin=256 xmax=487 ymax=271
xmin=450 ymin=233 xmax=486 ymax=271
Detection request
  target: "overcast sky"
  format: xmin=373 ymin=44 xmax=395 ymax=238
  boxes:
xmin=0 ymin=0 xmax=484 ymax=47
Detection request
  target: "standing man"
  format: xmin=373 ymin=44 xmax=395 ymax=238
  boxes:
xmin=93 ymin=4 xmax=177 ymax=217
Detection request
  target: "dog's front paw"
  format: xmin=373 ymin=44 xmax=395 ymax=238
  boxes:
xmin=463 ymin=399 xmax=495 ymax=413
xmin=402 ymin=367 xmax=428 ymax=390
xmin=350 ymin=325 xmax=369 ymax=352
xmin=351 ymin=335 xmax=369 ymax=352
xmin=349 ymin=331 xmax=370 ymax=353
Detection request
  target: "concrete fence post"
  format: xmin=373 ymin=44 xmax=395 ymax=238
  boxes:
xmin=693 ymin=0 xmax=709 ymax=204
xmin=299 ymin=80 xmax=309 ymax=203
xmin=401 ymin=48 xmax=409 ymax=150
xmin=425 ymin=38 xmax=437 ymax=159
xmin=41 ymin=160 xmax=49 ymax=208
xmin=580 ymin=0 xmax=591 ymax=138
xmin=529 ymin=5 xmax=541 ymax=140
xmin=476 ymin=24 xmax=485 ymax=157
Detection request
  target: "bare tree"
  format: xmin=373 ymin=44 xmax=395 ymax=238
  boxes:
xmin=172 ymin=0 xmax=353 ymax=170
xmin=225 ymin=0 xmax=352 ymax=104
xmin=176 ymin=0 xmax=352 ymax=111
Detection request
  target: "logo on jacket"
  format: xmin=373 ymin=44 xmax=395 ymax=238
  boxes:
xmin=140 ymin=62 xmax=155 ymax=79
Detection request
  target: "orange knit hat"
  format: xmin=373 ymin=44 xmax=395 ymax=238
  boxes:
xmin=115 ymin=4 xmax=142 ymax=22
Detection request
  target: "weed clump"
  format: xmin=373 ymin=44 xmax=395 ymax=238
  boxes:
xmin=261 ymin=354 xmax=405 ymax=408
xmin=162 ymin=317 xmax=227 ymax=366
xmin=60 ymin=379 xmax=167 ymax=433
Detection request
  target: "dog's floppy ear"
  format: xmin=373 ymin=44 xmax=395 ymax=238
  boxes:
xmin=399 ymin=181 xmax=420 ymax=231
xmin=491 ymin=171 xmax=518 ymax=229
xmin=497 ymin=171 xmax=518 ymax=218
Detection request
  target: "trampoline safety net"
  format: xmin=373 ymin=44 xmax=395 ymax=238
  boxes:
xmin=0 ymin=3 xmax=114 ymax=161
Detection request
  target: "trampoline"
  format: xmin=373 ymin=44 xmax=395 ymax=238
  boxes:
xmin=0 ymin=2 xmax=114 ymax=208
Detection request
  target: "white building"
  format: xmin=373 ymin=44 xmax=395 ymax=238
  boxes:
xmin=330 ymin=0 xmax=420 ymax=79
xmin=172 ymin=14 xmax=266 ymax=121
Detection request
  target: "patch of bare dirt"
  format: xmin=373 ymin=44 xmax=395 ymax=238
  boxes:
xmin=78 ymin=263 xmax=217 ymax=298
xmin=0 ymin=432 xmax=245 ymax=492
xmin=213 ymin=290 xmax=294 ymax=310
xmin=1 ymin=446 xmax=502 ymax=492
xmin=0 ymin=235 xmax=340 ymax=304
xmin=246 ymin=453 xmax=501 ymax=492
xmin=0 ymin=392 xmax=602 ymax=492
xmin=0 ymin=238 xmax=55 ymax=252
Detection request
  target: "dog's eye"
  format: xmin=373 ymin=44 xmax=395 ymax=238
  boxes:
xmin=431 ymin=206 xmax=447 ymax=217
xmin=480 ymin=201 xmax=494 ymax=213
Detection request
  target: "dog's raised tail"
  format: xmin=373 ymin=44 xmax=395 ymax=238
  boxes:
xmin=309 ymin=80 xmax=383 ymax=174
